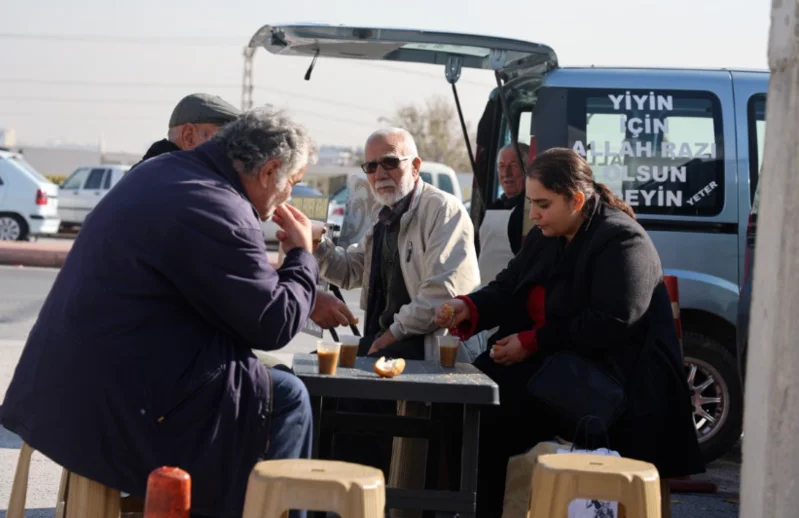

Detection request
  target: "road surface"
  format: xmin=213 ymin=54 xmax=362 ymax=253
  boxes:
xmin=0 ymin=265 xmax=740 ymax=517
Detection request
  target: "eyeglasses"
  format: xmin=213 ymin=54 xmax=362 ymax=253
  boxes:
xmin=360 ymin=155 xmax=413 ymax=174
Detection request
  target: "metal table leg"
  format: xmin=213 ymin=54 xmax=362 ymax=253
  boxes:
xmin=459 ymin=405 xmax=480 ymax=518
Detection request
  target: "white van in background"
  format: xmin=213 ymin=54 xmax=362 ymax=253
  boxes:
xmin=327 ymin=160 xmax=465 ymax=230
xmin=58 ymin=165 xmax=131 ymax=227
xmin=418 ymin=161 xmax=463 ymax=201
xmin=0 ymin=149 xmax=60 ymax=241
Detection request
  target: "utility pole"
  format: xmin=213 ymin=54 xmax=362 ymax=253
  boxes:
xmin=740 ymin=0 xmax=799 ymax=516
xmin=241 ymin=46 xmax=255 ymax=111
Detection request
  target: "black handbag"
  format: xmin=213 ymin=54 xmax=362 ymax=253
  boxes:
xmin=526 ymin=350 xmax=627 ymax=437
xmin=526 ymin=309 xmax=658 ymax=440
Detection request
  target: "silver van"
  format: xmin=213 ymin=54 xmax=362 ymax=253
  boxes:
xmin=248 ymin=24 xmax=767 ymax=462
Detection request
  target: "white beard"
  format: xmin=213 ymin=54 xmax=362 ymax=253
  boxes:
xmin=372 ymin=173 xmax=416 ymax=206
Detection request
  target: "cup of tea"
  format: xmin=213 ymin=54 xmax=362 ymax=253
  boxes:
xmin=438 ymin=335 xmax=460 ymax=368
xmin=338 ymin=335 xmax=360 ymax=368
xmin=316 ymin=340 xmax=341 ymax=375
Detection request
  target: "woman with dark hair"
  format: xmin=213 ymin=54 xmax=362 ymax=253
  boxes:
xmin=435 ymin=147 xmax=703 ymax=517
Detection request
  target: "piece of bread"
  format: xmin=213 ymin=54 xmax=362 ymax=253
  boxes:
xmin=373 ymin=357 xmax=406 ymax=378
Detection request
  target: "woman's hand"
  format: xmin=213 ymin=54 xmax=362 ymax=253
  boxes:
xmin=434 ymin=299 xmax=470 ymax=329
xmin=490 ymin=334 xmax=533 ymax=366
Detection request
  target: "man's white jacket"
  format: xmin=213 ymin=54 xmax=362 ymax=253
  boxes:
xmin=314 ymin=179 xmax=485 ymax=361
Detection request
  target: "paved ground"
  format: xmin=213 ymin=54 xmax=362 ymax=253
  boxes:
xmin=0 ymin=265 xmax=740 ymax=517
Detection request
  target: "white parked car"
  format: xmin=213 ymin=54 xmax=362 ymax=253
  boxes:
xmin=327 ymin=184 xmax=348 ymax=230
xmin=261 ymin=183 xmax=327 ymax=243
xmin=0 ymin=149 xmax=60 ymax=241
xmin=58 ymin=165 xmax=131 ymax=227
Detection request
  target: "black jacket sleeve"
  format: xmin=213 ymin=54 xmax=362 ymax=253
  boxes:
xmin=536 ymin=226 xmax=659 ymax=353
xmin=465 ymin=229 xmax=543 ymax=332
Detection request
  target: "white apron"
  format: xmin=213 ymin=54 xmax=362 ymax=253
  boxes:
xmin=478 ymin=209 xmax=517 ymax=287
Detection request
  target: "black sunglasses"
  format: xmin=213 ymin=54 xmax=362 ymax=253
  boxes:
xmin=360 ymin=155 xmax=412 ymax=174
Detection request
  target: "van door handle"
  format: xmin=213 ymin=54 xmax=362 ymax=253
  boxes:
xmin=94 ymin=191 xmax=101 ymax=195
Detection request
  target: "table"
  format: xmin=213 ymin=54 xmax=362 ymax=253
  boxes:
xmin=292 ymin=353 xmax=500 ymax=517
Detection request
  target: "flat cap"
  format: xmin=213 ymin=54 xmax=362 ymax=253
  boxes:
xmin=168 ymin=93 xmax=240 ymax=128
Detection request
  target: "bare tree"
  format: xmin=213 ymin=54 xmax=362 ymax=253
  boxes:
xmin=380 ymin=95 xmax=475 ymax=172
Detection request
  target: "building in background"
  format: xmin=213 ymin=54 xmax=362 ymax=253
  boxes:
xmin=316 ymin=145 xmax=363 ymax=167
xmin=0 ymin=128 xmax=17 ymax=148
xmin=10 ymin=146 xmax=140 ymax=178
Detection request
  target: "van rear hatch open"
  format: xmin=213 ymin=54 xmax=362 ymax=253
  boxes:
xmin=247 ymin=24 xmax=558 ymax=209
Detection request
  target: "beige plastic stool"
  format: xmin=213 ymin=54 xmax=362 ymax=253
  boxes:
xmin=8 ymin=441 xmax=122 ymax=518
xmin=529 ymin=453 xmax=662 ymax=518
xmin=241 ymin=459 xmax=385 ymax=518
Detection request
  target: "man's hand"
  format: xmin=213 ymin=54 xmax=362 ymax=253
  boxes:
xmin=272 ymin=204 xmax=313 ymax=253
xmin=368 ymin=330 xmax=398 ymax=355
xmin=310 ymin=292 xmax=357 ymax=329
xmin=489 ymin=334 xmax=533 ymax=366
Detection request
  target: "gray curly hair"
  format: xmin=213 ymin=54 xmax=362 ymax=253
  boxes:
xmin=213 ymin=106 xmax=318 ymax=183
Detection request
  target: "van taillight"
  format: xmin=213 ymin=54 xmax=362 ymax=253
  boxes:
xmin=35 ymin=189 xmax=47 ymax=205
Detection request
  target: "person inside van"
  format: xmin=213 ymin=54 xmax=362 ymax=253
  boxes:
xmin=131 ymin=93 xmax=240 ymax=170
xmin=434 ymin=147 xmax=704 ymax=517
xmin=477 ymin=142 xmax=530 ymax=286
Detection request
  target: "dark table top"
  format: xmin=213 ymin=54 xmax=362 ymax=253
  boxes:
xmin=292 ymin=353 xmax=499 ymax=405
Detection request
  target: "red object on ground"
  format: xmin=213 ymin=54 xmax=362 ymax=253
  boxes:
xmin=664 ymin=275 xmax=683 ymax=347
xmin=663 ymin=276 xmax=719 ymax=494
xmin=668 ymin=477 xmax=718 ymax=493
xmin=143 ymin=466 xmax=191 ymax=518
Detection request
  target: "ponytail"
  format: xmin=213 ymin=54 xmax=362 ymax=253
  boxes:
xmin=591 ymin=181 xmax=636 ymax=219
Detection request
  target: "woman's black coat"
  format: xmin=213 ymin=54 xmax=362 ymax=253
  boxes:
xmin=467 ymin=197 xmax=705 ymax=477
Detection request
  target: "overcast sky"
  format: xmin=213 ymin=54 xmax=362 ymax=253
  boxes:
xmin=1 ymin=0 xmax=771 ymax=154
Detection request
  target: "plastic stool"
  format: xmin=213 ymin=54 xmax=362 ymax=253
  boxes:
xmin=7 ymin=441 xmax=122 ymax=518
xmin=529 ymin=453 xmax=661 ymax=518
xmin=241 ymin=459 xmax=385 ymax=518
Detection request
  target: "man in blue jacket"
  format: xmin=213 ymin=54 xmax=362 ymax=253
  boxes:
xmin=0 ymin=106 xmax=319 ymax=518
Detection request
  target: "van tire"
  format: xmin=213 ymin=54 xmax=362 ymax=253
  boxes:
xmin=683 ymin=332 xmax=743 ymax=464
xmin=0 ymin=213 xmax=29 ymax=241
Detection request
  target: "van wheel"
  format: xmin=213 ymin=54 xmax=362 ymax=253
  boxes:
xmin=683 ymin=332 xmax=743 ymax=464
xmin=0 ymin=214 xmax=28 ymax=241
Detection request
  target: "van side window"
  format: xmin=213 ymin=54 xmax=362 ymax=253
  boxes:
xmin=566 ymin=89 xmax=725 ymax=216
xmin=84 ymin=168 xmax=106 ymax=190
xmin=438 ymin=174 xmax=455 ymax=195
xmin=748 ymin=94 xmax=766 ymax=204
xmin=61 ymin=168 xmax=90 ymax=190
xmin=103 ymin=170 xmax=113 ymax=189
xmin=419 ymin=172 xmax=433 ymax=185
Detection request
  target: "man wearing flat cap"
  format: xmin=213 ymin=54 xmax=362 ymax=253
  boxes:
xmin=132 ymin=93 xmax=240 ymax=169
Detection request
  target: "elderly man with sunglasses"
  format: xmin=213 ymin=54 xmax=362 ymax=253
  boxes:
xmin=310 ymin=127 xmax=482 ymax=361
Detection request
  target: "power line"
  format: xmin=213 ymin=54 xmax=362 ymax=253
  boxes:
xmin=358 ymin=62 xmax=495 ymax=89
xmin=0 ymin=95 xmax=376 ymax=128
xmin=0 ymin=32 xmax=497 ymax=89
xmin=0 ymin=77 xmax=389 ymax=114
xmin=0 ymin=32 xmax=241 ymax=47
xmin=0 ymin=111 xmax=161 ymax=121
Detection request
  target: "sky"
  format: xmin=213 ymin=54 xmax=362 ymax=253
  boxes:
xmin=1 ymin=0 xmax=771 ymax=154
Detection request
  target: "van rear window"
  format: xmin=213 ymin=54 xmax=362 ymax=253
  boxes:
xmin=563 ymin=88 xmax=725 ymax=216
